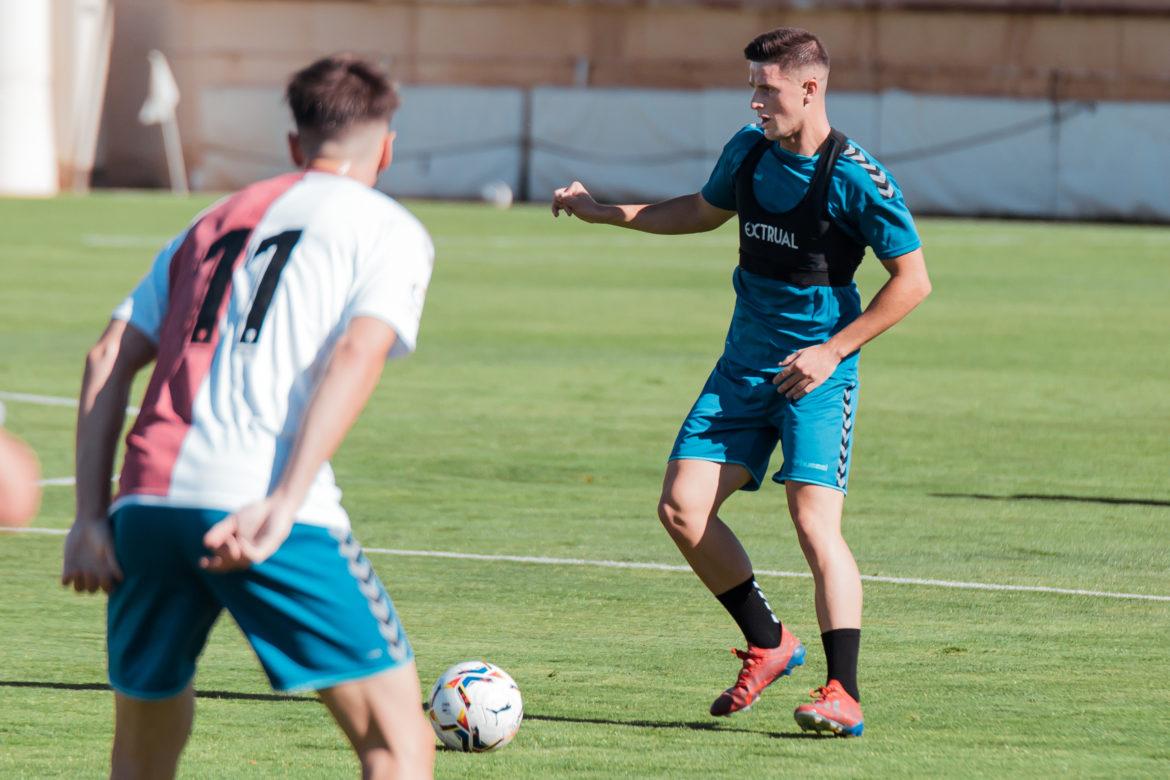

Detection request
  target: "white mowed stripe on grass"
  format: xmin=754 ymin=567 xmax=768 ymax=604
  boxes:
xmin=4 ymin=526 xmax=1168 ymax=604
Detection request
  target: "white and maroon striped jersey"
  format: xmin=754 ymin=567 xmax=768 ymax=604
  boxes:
xmin=109 ymin=171 xmax=433 ymax=529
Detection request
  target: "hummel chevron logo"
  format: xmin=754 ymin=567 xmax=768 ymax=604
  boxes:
xmin=836 ymin=386 xmax=855 ymax=488
xmin=843 ymin=144 xmax=896 ymax=199
xmin=369 ymin=595 xmax=391 ymax=622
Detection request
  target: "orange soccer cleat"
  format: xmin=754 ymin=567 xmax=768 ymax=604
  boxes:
xmin=793 ymin=679 xmax=864 ymax=736
xmin=710 ymin=626 xmax=805 ymax=716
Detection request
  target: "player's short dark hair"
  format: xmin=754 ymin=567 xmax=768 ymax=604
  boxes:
xmin=744 ymin=27 xmax=830 ymax=72
xmin=285 ymin=54 xmax=399 ymax=140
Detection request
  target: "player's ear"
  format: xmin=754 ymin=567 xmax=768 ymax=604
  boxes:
xmin=803 ymin=77 xmax=819 ymax=104
xmin=378 ymin=130 xmax=395 ymax=173
xmin=288 ymin=132 xmax=306 ymax=168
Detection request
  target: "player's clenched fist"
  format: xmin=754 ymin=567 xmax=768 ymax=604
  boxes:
xmin=551 ymin=181 xmax=612 ymax=224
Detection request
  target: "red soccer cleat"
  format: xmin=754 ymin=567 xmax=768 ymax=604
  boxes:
xmin=709 ymin=626 xmax=805 ymax=716
xmin=793 ymin=679 xmax=864 ymax=736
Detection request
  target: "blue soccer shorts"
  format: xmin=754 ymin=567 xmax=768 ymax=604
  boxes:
xmin=106 ymin=504 xmax=413 ymax=699
xmin=669 ymin=357 xmax=859 ymax=493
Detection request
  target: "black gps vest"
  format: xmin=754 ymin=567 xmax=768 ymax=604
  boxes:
xmin=735 ymin=129 xmax=866 ymax=287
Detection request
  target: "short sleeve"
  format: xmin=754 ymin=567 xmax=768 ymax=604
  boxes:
xmin=111 ymin=231 xmax=188 ymax=343
xmin=832 ymin=143 xmax=922 ymax=261
xmin=857 ymin=193 xmax=921 ymax=261
xmin=700 ymin=125 xmax=765 ymax=211
xmin=346 ymin=214 xmax=434 ymax=360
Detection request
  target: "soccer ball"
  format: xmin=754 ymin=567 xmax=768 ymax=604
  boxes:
xmin=426 ymin=661 xmax=523 ymax=752
xmin=479 ymin=180 xmax=514 ymax=209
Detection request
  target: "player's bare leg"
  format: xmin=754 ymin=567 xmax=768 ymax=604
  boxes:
xmin=785 ymin=482 xmax=861 ymax=630
xmin=658 ymin=459 xmax=805 ymax=715
xmin=110 ymin=685 xmax=194 ymax=779
xmin=318 ymin=663 xmax=435 ymax=780
xmin=657 ymin=459 xmax=754 ymax=593
xmin=786 ymin=481 xmax=865 ymax=735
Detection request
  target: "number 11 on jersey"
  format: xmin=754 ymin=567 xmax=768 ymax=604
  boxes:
xmin=192 ymin=228 xmax=303 ymax=345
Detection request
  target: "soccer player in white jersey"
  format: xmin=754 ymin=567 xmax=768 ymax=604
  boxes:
xmin=61 ymin=55 xmax=436 ymax=778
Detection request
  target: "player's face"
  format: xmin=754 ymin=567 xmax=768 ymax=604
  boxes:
xmin=749 ymin=62 xmax=809 ymax=141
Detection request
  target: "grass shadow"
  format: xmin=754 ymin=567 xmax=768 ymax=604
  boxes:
xmin=523 ymin=712 xmax=819 ymax=739
xmin=930 ymin=492 xmax=1170 ymax=509
xmin=0 ymin=680 xmax=312 ymax=702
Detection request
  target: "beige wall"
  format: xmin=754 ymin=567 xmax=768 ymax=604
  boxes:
xmin=97 ymin=0 xmax=1170 ymax=186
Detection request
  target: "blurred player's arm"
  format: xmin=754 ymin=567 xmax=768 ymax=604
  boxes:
xmin=551 ymin=181 xmax=734 ymax=234
xmin=774 ymin=248 xmax=931 ymax=400
xmin=201 ymin=316 xmax=398 ymax=571
xmin=63 ymin=319 xmax=157 ymax=592
xmin=0 ymin=428 xmax=41 ymax=527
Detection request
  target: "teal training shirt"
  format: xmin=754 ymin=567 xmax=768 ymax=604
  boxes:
xmin=702 ymin=124 xmax=921 ymax=260
xmin=700 ymin=124 xmax=922 ymax=373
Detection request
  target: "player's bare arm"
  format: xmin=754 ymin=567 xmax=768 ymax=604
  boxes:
xmin=774 ymin=248 xmax=931 ymax=399
xmin=201 ymin=316 xmax=398 ymax=571
xmin=62 ymin=319 xmax=156 ymax=593
xmin=552 ymin=182 xmax=734 ymax=234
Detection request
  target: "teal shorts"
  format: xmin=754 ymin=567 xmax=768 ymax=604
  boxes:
xmin=669 ymin=357 xmax=859 ymax=492
xmin=107 ymin=505 xmax=413 ymax=699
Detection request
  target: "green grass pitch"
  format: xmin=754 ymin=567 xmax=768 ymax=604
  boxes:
xmin=1 ymin=193 xmax=1169 ymax=777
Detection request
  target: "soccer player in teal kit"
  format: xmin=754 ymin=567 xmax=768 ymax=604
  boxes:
xmin=552 ymin=27 xmax=930 ymax=735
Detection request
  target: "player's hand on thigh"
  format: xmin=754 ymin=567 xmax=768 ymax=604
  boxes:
xmin=200 ymin=496 xmax=297 ymax=572
xmin=774 ymin=344 xmax=842 ymax=400
xmin=61 ymin=518 xmax=123 ymax=594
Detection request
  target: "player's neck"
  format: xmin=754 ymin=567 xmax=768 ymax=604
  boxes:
xmin=304 ymin=157 xmax=377 ymax=187
xmin=777 ymin=115 xmax=831 ymax=156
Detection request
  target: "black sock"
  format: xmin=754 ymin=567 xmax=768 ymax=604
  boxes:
xmin=822 ymin=629 xmax=861 ymax=701
xmin=715 ymin=576 xmax=781 ymax=649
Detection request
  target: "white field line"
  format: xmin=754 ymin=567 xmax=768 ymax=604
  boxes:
xmin=3 ymin=527 xmax=68 ymax=537
xmin=3 ymin=526 xmax=1167 ymax=603
xmin=0 ymin=391 xmax=139 ymax=416
xmin=36 ymin=475 xmax=118 ymax=487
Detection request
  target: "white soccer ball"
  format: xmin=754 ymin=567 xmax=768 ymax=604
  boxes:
xmin=426 ymin=661 xmax=523 ymax=752
xmin=480 ymin=180 xmax=514 ymax=209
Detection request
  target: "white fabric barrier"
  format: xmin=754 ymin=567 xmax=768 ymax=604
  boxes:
xmin=382 ymin=87 xmax=523 ymax=199
xmin=875 ymin=92 xmax=1059 ymax=218
xmin=195 ymin=86 xmax=297 ymax=190
xmin=194 ymin=85 xmax=523 ymax=199
xmin=529 ymin=88 xmax=1064 ymax=216
xmin=529 ymin=88 xmax=1169 ymax=221
xmin=189 ymin=83 xmax=1169 ymax=221
xmin=528 ymin=88 xmax=877 ymax=201
xmin=1055 ymin=102 xmax=1170 ymax=221
xmin=529 ymin=88 xmax=718 ymax=202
